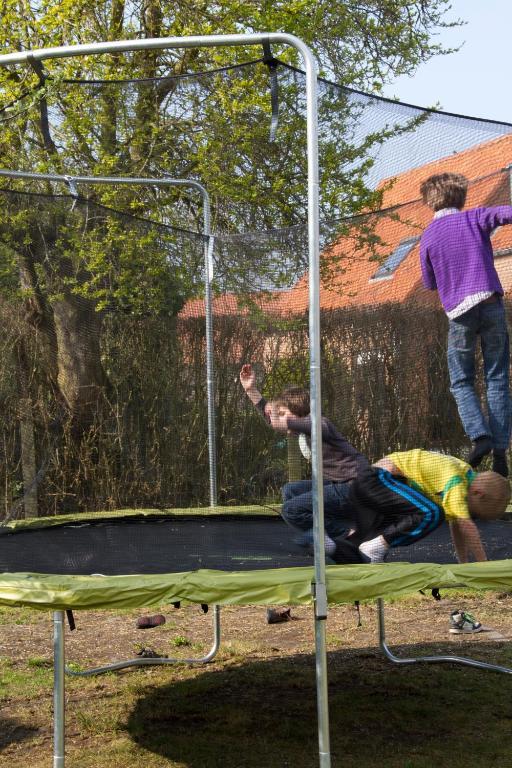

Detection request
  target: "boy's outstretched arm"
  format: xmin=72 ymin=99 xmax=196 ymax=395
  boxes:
xmin=448 ymin=519 xmax=487 ymax=563
xmin=239 ymin=364 xmax=263 ymax=406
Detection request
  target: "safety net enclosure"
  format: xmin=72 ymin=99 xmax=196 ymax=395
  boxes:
xmin=0 ymin=31 xmax=511 ymax=601
xmin=1 ymin=56 xmax=512 ymax=520
xmin=2 ymin=31 xmax=512 ymax=768
xmin=0 ymin=32 xmax=512 ymax=602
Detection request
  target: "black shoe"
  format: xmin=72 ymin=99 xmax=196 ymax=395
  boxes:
xmin=266 ymin=607 xmax=292 ymax=624
xmin=493 ymin=450 xmax=509 ymax=478
xmin=468 ymin=436 xmax=493 ymax=468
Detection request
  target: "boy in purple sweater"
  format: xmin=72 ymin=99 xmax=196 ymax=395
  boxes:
xmin=420 ymin=172 xmax=512 ymax=477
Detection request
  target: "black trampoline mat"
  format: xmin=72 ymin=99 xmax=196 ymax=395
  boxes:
xmin=0 ymin=514 xmax=511 ymax=575
xmin=0 ymin=515 xmax=312 ymax=575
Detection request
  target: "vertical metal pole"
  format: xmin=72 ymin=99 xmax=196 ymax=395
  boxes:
xmin=299 ymin=42 xmax=331 ymax=768
xmin=53 ymin=610 xmax=65 ymax=768
xmin=202 ymin=197 xmax=217 ymax=507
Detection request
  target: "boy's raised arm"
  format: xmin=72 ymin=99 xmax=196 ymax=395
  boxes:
xmin=239 ymin=364 xmax=263 ymax=406
xmin=239 ymin=363 xmax=272 ymax=424
xmin=448 ymin=518 xmax=487 ymax=563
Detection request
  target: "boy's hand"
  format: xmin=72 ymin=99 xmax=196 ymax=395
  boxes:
xmin=240 ymin=363 xmax=264 ymax=407
xmin=373 ymin=458 xmax=400 ymax=475
xmin=240 ymin=363 xmax=256 ymax=392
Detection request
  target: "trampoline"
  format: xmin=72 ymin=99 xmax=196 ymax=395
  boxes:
xmin=3 ymin=508 xmax=512 ymax=575
xmin=2 ymin=508 xmax=512 ymax=768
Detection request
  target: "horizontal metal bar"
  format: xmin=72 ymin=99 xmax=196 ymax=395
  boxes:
xmin=0 ymin=33 xmax=305 ymax=66
xmin=380 ymin=637 xmax=512 ymax=674
xmin=0 ymin=168 xmax=208 ymax=198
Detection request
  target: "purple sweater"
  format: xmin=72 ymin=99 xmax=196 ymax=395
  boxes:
xmin=419 ymin=206 xmax=512 ymax=314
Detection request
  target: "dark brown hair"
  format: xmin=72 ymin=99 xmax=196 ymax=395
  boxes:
xmin=274 ymin=386 xmax=310 ymax=417
xmin=420 ymin=173 xmax=468 ymax=211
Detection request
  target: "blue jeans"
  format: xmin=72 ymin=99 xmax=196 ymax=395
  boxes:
xmin=447 ymin=298 xmax=511 ymax=450
xmin=281 ymin=479 xmax=353 ymax=539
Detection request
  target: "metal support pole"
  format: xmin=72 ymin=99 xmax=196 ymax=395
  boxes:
xmin=53 ymin=611 xmax=65 ymax=768
xmin=301 ymin=39 xmax=331 ymax=768
xmin=203 ymin=229 xmax=218 ymax=507
xmin=377 ymin=598 xmax=512 ymax=674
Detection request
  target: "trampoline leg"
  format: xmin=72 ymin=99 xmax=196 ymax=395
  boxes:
xmin=53 ymin=610 xmax=65 ymax=768
xmin=313 ymin=584 xmax=331 ymax=768
xmin=66 ymin=604 xmax=222 ymax=676
xmin=377 ymin=598 xmax=512 ymax=674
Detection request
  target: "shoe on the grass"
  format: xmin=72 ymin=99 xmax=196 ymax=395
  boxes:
xmin=136 ymin=614 xmax=166 ymax=629
xmin=266 ymin=607 xmax=292 ymax=624
xmin=136 ymin=646 xmax=168 ymax=658
xmin=449 ymin=610 xmax=482 ymax=634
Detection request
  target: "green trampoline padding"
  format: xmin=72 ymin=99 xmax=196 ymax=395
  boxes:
xmin=1 ymin=560 xmax=512 ymax=611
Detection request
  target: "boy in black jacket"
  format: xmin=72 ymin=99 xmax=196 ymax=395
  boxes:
xmin=240 ymin=364 xmax=368 ymax=554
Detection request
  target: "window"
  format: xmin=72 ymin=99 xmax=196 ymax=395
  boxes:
xmin=370 ymin=236 xmax=420 ymax=280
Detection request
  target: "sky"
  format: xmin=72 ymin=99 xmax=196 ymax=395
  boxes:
xmin=381 ymin=0 xmax=512 ymax=124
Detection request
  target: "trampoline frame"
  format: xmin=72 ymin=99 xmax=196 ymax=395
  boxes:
xmin=65 ymin=605 xmax=222 ymax=677
xmin=377 ymin=598 xmax=512 ymax=674
xmin=0 ymin=32 xmax=330 ymax=768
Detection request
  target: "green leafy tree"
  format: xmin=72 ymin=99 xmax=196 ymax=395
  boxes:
xmin=0 ymin=0 xmax=457 ymax=425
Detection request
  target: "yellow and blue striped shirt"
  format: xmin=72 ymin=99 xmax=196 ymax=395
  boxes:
xmin=387 ymin=449 xmax=476 ymax=521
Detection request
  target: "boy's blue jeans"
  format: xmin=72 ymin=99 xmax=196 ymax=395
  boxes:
xmin=447 ymin=297 xmax=511 ymax=450
xmin=281 ymin=479 xmax=353 ymax=539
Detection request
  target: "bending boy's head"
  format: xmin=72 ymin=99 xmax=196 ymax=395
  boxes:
xmin=274 ymin=387 xmax=310 ymax=418
xmin=420 ymin=173 xmax=468 ymax=212
xmin=468 ymin=471 xmax=511 ymax=520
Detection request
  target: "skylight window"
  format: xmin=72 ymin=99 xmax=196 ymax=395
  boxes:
xmin=370 ymin=236 xmax=420 ymax=280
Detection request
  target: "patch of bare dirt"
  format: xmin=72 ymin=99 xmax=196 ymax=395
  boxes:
xmin=2 ymin=591 xmax=512 ymax=669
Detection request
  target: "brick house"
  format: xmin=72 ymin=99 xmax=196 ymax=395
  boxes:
xmin=180 ymin=133 xmax=512 ymax=457
xmin=273 ymin=132 xmax=512 ymax=316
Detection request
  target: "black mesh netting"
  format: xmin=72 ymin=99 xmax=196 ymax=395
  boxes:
xmin=1 ymin=57 xmax=512 ymax=568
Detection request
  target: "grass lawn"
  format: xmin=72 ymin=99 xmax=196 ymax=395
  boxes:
xmin=1 ymin=591 xmax=512 ymax=767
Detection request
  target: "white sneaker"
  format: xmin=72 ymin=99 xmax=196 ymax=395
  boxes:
xmin=449 ymin=610 xmax=482 ymax=634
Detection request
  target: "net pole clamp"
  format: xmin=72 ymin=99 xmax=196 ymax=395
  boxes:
xmin=312 ymin=580 xmax=328 ymax=620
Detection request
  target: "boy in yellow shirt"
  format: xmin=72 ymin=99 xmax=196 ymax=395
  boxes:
xmin=343 ymin=449 xmax=510 ymax=566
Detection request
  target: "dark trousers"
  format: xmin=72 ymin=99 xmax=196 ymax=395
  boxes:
xmin=347 ymin=466 xmax=444 ymax=548
xmin=281 ymin=479 xmax=353 ymax=539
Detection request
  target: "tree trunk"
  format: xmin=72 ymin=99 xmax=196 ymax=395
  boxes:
xmin=15 ymin=340 xmax=38 ymax=517
xmin=18 ymin=400 xmax=38 ymax=517
xmin=52 ymin=294 xmax=107 ymax=425
xmin=287 ymin=434 xmax=303 ymax=482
